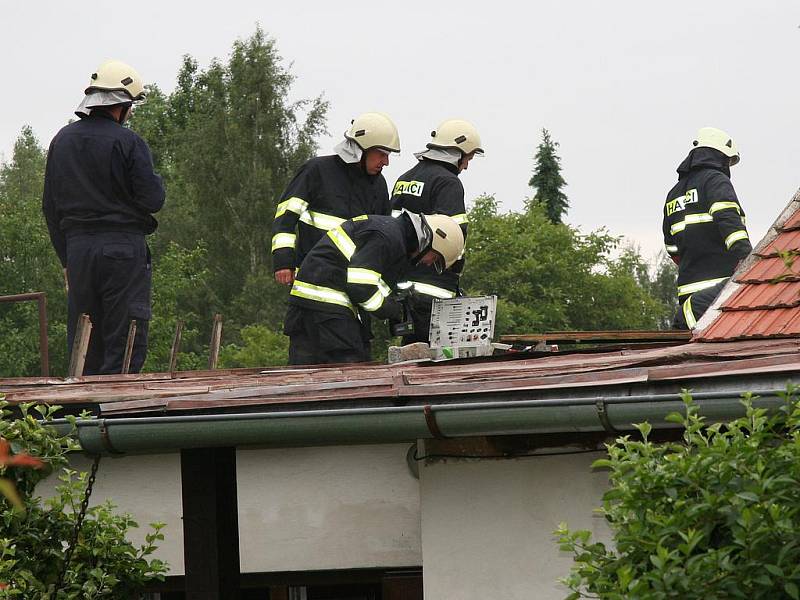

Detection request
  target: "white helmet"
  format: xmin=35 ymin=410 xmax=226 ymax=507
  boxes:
xmin=428 ymin=119 xmax=484 ymax=156
xmin=692 ymin=127 xmax=739 ymax=166
xmin=345 ymin=112 xmax=401 ymax=153
xmin=423 ymin=214 xmax=465 ymax=270
xmin=85 ymin=60 xmax=146 ymax=102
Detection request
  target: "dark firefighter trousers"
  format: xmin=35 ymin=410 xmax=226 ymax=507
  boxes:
xmin=66 ymin=232 xmax=152 ymax=375
xmin=284 ymin=305 xmax=371 ymax=365
xmin=673 ymin=279 xmax=728 ymax=330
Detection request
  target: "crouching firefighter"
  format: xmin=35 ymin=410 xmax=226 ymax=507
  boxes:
xmin=662 ymin=127 xmax=751 ymax=329
xmin=390 ymin=119 xmax=483 ymax=344
xmin=284 ymin=212 xmax=465 ymax=365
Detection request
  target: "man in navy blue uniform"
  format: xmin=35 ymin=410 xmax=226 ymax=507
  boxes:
xmin=43 ymin=60 xmax=165 ymax=374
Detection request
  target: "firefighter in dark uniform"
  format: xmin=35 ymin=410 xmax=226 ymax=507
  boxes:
xmin=389 ymin=119 xmax=483 ymax=344
xmin=271 ymin=112 xmax=400 ymax=356
xmin=662 ymin=127 xmax=751 ymax=329
xmin=285 ymin=212 xmax=465 ymax=365
xmin=42 ymin=60 xmax=165 ymax=375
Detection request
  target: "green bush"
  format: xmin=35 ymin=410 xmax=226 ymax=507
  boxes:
xmin=557 ymin=389 xmax=800 ymax=599
xmin=218 ymin=324 xmax=288 ymax=368
xmin=0 ymin=402 xmax=167 ymax=598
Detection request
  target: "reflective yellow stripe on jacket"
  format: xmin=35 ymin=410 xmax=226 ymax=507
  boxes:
xmin=301 ymin=211 xmax=345 ymax=231
xmin=398 ymin=280 xmax=456 ymax=299
xmin=327 ymin=227 xmax=356 ymax=260
xmin=708 ymin=201 xmax=741 ymax=215
xmin=271 ymin=232 xmax=296 ymax=252
xmin=677 ymin=276 xmax=727 ymax=297
xmin=348 ymin=267 xmax=392 ymax=311
xmin=275 ymin=197 xmax=309 ymax=217
xmin=290 ymin=280 xmax=357 ymax=315
xmin=724 ymin=230 xmax=749 ymax=249
xmin=670 ymin=212 xmax=713 ymax=235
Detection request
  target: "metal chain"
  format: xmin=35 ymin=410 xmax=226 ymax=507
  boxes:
xmin=52 ymin=454 xmax=101 ymax=598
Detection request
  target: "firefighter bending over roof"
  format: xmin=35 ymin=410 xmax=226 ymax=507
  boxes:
xmin=389 ymin=119 xmax=483 ymax=344
xmin=284 ymin=212 xmax=465 ymax=365
xmin=272 ymin=112 xmax=400 ymax=358
xmin=662 ymin=127 xmax=751 ymax=329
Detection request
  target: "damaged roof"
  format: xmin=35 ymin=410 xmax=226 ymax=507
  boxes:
xmin=2 ymin=338 xmax=800 ymax=417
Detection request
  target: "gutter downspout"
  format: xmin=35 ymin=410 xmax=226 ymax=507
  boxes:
xmin=53 ymin=389 xmax=790 ymax=456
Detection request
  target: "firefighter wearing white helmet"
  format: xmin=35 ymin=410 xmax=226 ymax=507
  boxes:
xmin=389 ymin=119 xmax=483 ymax=344
xmin=345 ymin=112 xmax=401 ymax=153
xmin=284 ymin=212 xmax=464 ymax=365
xmin=42 ymin=60 xmax=164 ymax=375
xmin=74 ymin=59 xmax=146 ymax=123
xmin=662 ymin=127 xmax=750 ymax=330
xmin=272 ymin=112 xmax=400 ymax=358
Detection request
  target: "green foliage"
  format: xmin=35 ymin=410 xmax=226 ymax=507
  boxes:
xmin=0 ymin=127 xmax=69 ymax=376
xmin=0 ymin=402 xmax=166 ymax=597
xmin=529 ymin=128 xmax=568 ymax=224
xmin=143 ymin=241 xmax=211 ymax=373
xmin=219 ymin=324 xmax=288 ymax=368
xmin=127 ymin=26 xmax=328 ymax=367
xmin=643 ymin=252 xmax=679 ymax=330
xmin=462 ymin=196 xmax=667 ymax=333
xmin=557 ymin=388 xmax=800 ymax=599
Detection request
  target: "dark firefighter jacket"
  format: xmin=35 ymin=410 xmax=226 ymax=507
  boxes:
xmin=42 ymin=111 xmax=165 ymax=267
xmin=662 ymin=147 xmax=751 ymax=300
xmin=271 ymin=155 xmax=390 ymax=273
xmin=288 ymin=214 xmax=418 ymax=322
xmin=389 ymin=158 xmax=467 ymax=298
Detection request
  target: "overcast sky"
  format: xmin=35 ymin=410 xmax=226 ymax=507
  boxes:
xmin=2 ymin=1 xmax=798 ymax=261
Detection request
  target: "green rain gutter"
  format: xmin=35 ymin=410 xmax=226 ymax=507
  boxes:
xmin=52 ymin=388 xmax=790 ymax=455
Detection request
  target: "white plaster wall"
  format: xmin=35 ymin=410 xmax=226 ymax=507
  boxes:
xmin=419 ymin=452 xmax=612 ymax=600
xmin=237 ymin=444 xmax=421 ymax=573
xmin=42 ymin=444 xmax=421 ymax=577
xmin=38 ymin=453 xmax=185 ymax=574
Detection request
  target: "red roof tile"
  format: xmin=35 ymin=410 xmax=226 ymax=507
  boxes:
xmin=723 ymin=281 xmax=800 ymax=311
xmin=781 ymin=211 xmax=800 ymax=231
xmin=737 ymin=256 xmax=797 ymax=284
xmin=696 ymin=201 xmax=800 ymax=342
xmin=758 ymin=229 xmax=800 ymax=257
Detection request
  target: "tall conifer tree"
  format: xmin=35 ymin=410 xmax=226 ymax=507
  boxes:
xmin=529 ymin=128 xmax=568 ymax=223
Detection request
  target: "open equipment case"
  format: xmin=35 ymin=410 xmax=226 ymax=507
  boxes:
xmin=428 ymin=295 xmax=497 ymax=360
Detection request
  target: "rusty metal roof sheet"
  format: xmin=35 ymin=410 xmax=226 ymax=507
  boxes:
xmin=3 ymin=338 xmax=800 ymax=417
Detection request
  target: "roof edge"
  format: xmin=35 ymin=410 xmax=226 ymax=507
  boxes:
xmin=694 ymin=188 xmax=800 ymax=336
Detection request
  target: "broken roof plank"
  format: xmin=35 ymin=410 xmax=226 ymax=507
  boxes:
xmin=500 ymin=330 xmax=692 ymax=344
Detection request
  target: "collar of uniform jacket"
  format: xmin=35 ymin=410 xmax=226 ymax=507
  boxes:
xmin=676 ymin=147 xmax=731 ymax=178
xmin=413 ymin=147 xmax=462 ymax=167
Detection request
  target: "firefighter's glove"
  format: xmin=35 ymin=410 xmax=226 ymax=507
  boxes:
xmin=381 ymin=296 xmax=405 ymax=323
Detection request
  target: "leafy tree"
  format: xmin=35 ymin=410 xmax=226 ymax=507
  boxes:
xmin=462 ymin=196 xmax=666 ymax=334
xmin=0 ymin=127 xmax=68 ymax=376
xmin=647 ymin=252 xmax=679 ymax=330
xmin=529 ymin=128 xmax=568 ymax=224
xmin=129 ymin=26 xmax=328 ymax=363
xmin=142 ymin=241 xmax=211 ymax=373
xmin=218 ymin=324 xmax=288 ymax=368
xmin=557 ymin=389 xmax=800 ymax=599
xmin=0 ymin=401 xmax=166 ymax=596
